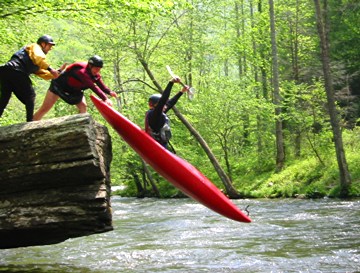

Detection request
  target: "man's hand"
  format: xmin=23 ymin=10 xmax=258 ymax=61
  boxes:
xmin=110 ymin=91 xmax=118 ymax=98
xmin=50 ymin=69 xmax=60 ymax=79
xmin=58 ymin=63 xmax=68 ymax=72
xmin=181 ymin=85 xmax=190 ymax=93
xmin=171 ymin=76 xmax=181 ymax=83
xmin=105 ymin=98 xmax=113 ymax=107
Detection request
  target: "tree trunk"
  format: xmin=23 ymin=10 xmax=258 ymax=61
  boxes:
xmin=138 ymin=56 xmax=242 ymax=198
xmin=173 ymin=107 xmax=242 ymax=198
xmin=313 ymin=0 xmax=351 ymax=197
xmin=269 ymin=0 xmax=285 ymax=172
xmin=141 ymin=158 xmax=161 ymax=197
xmin=255 ymin=0 xmax=270 ymax=160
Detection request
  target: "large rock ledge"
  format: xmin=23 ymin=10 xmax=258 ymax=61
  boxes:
xmin=0 ymin=114 xmax=113 ymax=249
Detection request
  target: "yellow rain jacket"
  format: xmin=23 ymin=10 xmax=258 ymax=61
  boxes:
xmin=25 ymin=43 xmax=53 ymax=80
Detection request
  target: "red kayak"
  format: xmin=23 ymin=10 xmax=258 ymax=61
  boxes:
xmin=91 ymin=95 xmax=251 ymax=223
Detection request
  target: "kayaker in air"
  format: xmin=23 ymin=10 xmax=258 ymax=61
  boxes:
xmin=145 ymin=76 xmax=189 ymax=149
xmin=33 ymin=55 xmax=117 ymax=120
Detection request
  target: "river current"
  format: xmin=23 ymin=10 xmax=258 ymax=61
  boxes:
xmin=0 ymin=197 xmax=359 ymax=273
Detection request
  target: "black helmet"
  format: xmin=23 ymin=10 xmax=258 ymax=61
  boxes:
xmin=88 ymin=55 xmax=104 ymax=68
xmin=149 ymin=94 xmax=161 ymax=104
xmin=37 ymin=35 xmax=55 ymax=45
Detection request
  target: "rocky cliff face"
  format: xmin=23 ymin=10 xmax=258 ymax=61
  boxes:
xmin=0 ymin=114 xmax=113 ymax=249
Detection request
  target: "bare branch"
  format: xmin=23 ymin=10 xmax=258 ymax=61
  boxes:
xmin=122 ymin=78 xmax=159 ymax=92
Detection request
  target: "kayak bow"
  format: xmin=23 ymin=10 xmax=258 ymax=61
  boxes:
xmin=91 ymin=95 xmax=251 ymax=223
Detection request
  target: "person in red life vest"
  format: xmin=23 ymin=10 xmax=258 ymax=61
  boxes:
xmin=0 ymin=35 xmax=64 ymax=122
xmin=145 ymin=76 xmax=189 ymax=149
xmin=33 ymin=55 xmax=117 ymax=120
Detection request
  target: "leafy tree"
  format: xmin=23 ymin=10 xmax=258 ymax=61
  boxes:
xmin=1 ymin=0 xmax=359 ymax=197
xmin=313 ymin=0 xmax=351 ymax=196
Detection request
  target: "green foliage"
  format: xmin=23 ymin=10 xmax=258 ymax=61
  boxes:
xmin=1 ymin=0 xmax=359 ymax=199
xmin=232 ymin=126 xmax=360 ymax=198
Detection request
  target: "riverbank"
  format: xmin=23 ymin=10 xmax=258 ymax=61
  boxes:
xmin=235 ymin=154 xmax=360 ymax=199
xmin=113 ymin=154 xmax=360 ymax=199
xmin=112 ymin=126 xmax=360 ymax=199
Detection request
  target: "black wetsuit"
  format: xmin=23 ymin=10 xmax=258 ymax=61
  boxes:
xmin=145 ymin=81 xmax=183 ymax=147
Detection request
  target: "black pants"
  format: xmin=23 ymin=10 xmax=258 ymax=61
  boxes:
xmin=0 ymin=67 xmax=35 ymax=122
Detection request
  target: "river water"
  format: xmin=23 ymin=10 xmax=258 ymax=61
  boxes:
xmin=0 ymin=197 xmax=359 ymax=273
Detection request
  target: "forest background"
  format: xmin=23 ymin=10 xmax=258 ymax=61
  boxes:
xmin=1 ymin=0 xmax=359 ymax=199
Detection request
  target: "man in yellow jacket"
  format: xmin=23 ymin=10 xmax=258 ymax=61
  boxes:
xmin=0 ymin=35 xmax=64 ymax=122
